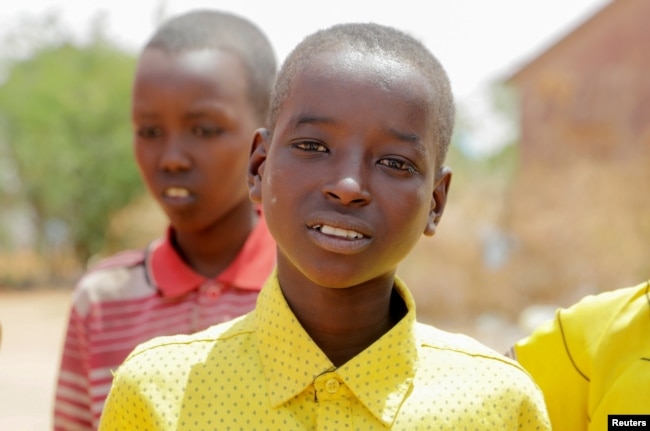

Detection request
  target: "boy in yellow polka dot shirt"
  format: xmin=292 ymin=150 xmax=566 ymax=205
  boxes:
xmin=99 ymin=22 xmax=551 ymax=430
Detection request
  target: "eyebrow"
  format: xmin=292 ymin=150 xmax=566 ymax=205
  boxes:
xmin=291 ymin=113 xmax=335 ymax=129
xmin=389 ymin=129 xmax=422 ymax=145
xmin=132 ymin=106 xmax=229 ymax=120
xmin=289 ymin=111 xmax=427 ymax=155
xmin=292 ymin=113 xmax=422 ymax=142
xmin=184 ymin=110 xmax=225 ymax=120
xmin=393 ymin=130 xmax=428 ymax=159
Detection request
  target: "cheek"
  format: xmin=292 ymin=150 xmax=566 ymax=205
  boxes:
xmin=394 ymin=185 xmax=433 ymax=234
xmin=261 ymin=166 xmax=282 ymax=208
xmin=415 ymin=189 xmax=435 ymax=226
xmin=133 ymin=145 xmax=155 ymax=179
xmin=261 ymin=158 xmax=310 ymax=220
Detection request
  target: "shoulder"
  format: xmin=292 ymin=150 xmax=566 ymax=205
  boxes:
xmin=415 ymin=324 xmax=549 ymax=426
xmin=416 ymin=323 xmax=532 ymax=374
xmin=79 ymin=249 xmax=147 ymax=289
xmin=566 ymin=282 xmax=648 ymax=316
xmin=78 ymin=249 xmax=147 ymax=290
xmin=87 ymin=249 xmax=146 ymax=273
xmin=126 ymin=313 xmax=254 ymax=363
xmin=554 ymin=282 xmax=648 ymax=342
xmin=514 ymin=281 xmax=649 ymax=376
xmin=70 ymin=248 xmax=150 ymax=316
xmin=417 ymin=323 xmax=522 ymax=369
xmin=563 ymin=281 xmax=649 ymax=340
xmin=416 ymin=322 xmax=504 ymax=357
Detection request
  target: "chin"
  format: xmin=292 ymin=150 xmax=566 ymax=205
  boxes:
xmin=305 ymin=269 xmax=380 ymax=289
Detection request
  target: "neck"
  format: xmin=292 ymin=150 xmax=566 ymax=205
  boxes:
xmin=279 ymin=270 xmax=406 ymax=366
xmin=173 ymin=201 xmax=257 ymax=278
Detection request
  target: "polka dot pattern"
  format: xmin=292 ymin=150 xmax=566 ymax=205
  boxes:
xmin=99 ymin=274 xmax=550 ymax=430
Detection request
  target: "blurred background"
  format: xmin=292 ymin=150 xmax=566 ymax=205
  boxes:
xmin=2 ymin=0 xmax=649 ymax=428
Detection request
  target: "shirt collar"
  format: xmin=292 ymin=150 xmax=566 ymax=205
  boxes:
xmin=255 ymin=272 xmax=418 ymax=427
xmin=146 ymin=213 xmax=276 ymax=298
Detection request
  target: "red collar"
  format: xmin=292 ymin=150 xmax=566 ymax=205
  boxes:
xmin=146 ymin=215 xmax=276 ymax=298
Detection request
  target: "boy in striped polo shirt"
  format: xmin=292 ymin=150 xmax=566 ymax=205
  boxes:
xmin=53 ymin=10 xmax=277 ymax=430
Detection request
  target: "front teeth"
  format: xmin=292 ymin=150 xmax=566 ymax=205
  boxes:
xmin=165 ymin=187 xmax=190 ymax=198
xmin=316 ymin=224 xmax=364 ymax=239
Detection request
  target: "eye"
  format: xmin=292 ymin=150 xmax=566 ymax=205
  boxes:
xmin=294 ymin=141 xmax=328 ymax=152
xmin=135 ymin=126 xmax=163 ymax=139
xmin=191 ymin=125 xmax=224 ymax=138
xmin=378 ymin=158 xmax=418 ymax=174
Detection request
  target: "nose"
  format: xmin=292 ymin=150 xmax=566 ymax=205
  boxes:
xmin=159 ymin=134 xmax=191 ymax=172
xmin=322 ymin=165 xmax=371 ymax=206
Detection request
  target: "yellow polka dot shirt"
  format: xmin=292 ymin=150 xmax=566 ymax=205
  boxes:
xmin=99 ymin=273 xmax=550 ymax=430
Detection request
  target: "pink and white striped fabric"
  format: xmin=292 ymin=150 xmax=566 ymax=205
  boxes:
xmin=53 ymin=219 xmax=275 ymax=430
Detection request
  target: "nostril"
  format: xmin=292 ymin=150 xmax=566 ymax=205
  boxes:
xmin=323 ymin=177 xmax=370 ymax=205
xmin=160 ymin=151 xmax=192 ymax=172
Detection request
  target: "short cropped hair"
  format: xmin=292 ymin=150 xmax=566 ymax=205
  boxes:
xmin=270 ymin=23 xmax=455 ymax=167
xmin=145 ymin=10 xmax=277 ymax=124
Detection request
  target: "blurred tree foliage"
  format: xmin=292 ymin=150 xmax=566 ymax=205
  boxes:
xmin=0 ymin=14 xmax=143 ymax=266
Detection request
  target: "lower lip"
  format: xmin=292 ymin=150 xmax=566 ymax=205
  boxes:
xmin=307 ymin=227 xmax=371 ymax=255
xmin=162 ymin=194 xmax=195 ymax=207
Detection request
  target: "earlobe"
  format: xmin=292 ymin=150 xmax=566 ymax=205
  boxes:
xmin=247 ymin=128 xmax=270 ymax=204
xmin=423 ymin=167 xmax=452 ymax=237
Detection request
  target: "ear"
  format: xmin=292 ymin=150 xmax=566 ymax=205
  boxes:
xmin=423 ymin=166 xmax=452 ymax=237
xmin=247 ymin=128 xmax=270 ymax=204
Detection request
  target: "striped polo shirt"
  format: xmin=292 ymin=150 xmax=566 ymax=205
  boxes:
xmin=53 ymin=216 xmax=276 ymax=431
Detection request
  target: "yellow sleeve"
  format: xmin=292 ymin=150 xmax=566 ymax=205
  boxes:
xmin=514 ymin=308 xmax=591 ymax=431
xmin=514 ymin=289 xmax=629 ymax=431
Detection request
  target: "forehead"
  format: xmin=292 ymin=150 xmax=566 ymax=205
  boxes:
xmin=305 ymin=51 xmax=429 ymax=91
xmin=134 ymin=48 xmax=248 ymax=90
xmin=279 ymin=51 xmax=438 ymax=152
xmin=288 ymin=50 xmax=435 ymax=118
xmin=132 ymin=48 xmax=252 ymax=114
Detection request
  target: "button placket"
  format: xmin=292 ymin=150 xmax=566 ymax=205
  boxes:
xmin=315 ymin=373 xmax=346 ymax=400
xmin=194 ymin=281 xmax=224 ymax=330
xmin=314 ymin=373 xmax=351 ymax=431
xmin=325 ymin=378 xmax=340 ymax=394
xmin=201 ymin=281 xmax=224 ymax=300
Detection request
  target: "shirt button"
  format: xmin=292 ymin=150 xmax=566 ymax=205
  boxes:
xmin=203 ymin=282 xmax=223 ymax=299
xmin=325 ymin=378 xmax=339 ymax=393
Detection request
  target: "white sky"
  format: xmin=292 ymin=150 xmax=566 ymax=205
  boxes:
xmin=1 ymin=0 xmax=611 ymax=154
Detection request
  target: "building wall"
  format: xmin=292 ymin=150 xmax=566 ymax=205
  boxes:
xmin=511 ymin=0 xmax=650 ymax=164
xmin=499 ymin=0 xmax=650 ymax=300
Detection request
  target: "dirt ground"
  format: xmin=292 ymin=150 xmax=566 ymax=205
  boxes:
xmin=0 ymin=289 xmax=70 ymax=431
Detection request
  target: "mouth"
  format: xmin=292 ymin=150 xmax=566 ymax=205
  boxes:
xmin=312 ymin=224 xmax=365 ymax=239
xmin=164 ymin=187 xmax=191 ymax=198
xmin=306 ymin=215 xmax=373 ymax=254
xmin=307 ymin=220 xmax=371 ymax=255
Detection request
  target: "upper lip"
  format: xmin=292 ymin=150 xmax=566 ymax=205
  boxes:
xmin=307 ymin=213 xmax=373 ymax=239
